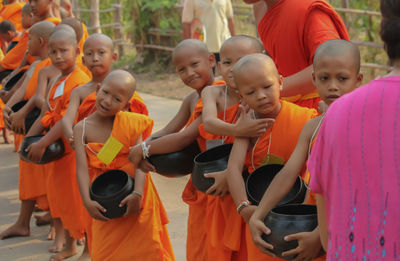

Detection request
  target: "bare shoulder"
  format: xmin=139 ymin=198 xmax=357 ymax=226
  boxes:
xmin=73 ymin=119 xmax=84 ymax=132
xmin=301 ymin=115 xmax=324 ymax=140
xmin=202 ymin=84 xmax=225 ymax=98
xmin=184 ymin=91 xmax=200 ymax=109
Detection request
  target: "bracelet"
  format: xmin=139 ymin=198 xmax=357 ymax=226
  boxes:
xmin=140 ymin=141 xmax=151 ymax=159
xmin=237 ymin=200 xmax=251 ymax=214
xmin=133 ymin=191 xmax=142 ymax=198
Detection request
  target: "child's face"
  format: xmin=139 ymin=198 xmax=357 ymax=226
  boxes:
xmin=27 ymin=32 xmax=41 ymax=56
xmin=21 ymin=12 xmax=33 ymax=29
xmin=173 ymin=48 xmax=215 ymax=90
xmin=82 ymin=41 xmax=116 ymax=77
xmin=237 ymin=64 xmax=283 ymax=118
xmin=48 ymin=38 xmax=78 ymax=72
xmin=313 ymin=54 xmax=362 ymax=106
xmin=219 ymin=41 xmax=258 ymax=89
xmin=29 ymin=0 xmax=50 ymax=17
xmin=0 ymin=32 xmax=13 ymax=43
xmin=95 ymin=80 xmax=130 ymax=117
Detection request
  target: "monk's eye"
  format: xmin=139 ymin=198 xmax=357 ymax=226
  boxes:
xmin=192 ymin=62 xmax=199 ymax=67
xmin=223 ymin=61 xmax=231 ymax=65
xmin=245 ymin=91 xmax=255 ymax=95
xmin=115 ymin=97 xmax=121 ymax=102
xmin=319 ymin=76 xmax=328 ymax=81
xmin=178 ymin=67 xmax=185 ymax=73
xmin=339 ymin=77 xmax=348 ymax=81
xmin=263 ymin=85 xmax=271 ymax=89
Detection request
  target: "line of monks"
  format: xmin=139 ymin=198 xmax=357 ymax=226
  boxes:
xmin=0 ymin=0 xmax=362 ymax=261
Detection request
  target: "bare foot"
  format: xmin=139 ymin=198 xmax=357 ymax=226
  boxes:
xmin=77 ymin=237 xmax=85 ymax=246
xmin=0 ymin=224 xmax=30 ymax=240
xmin=48 ymin=233 xmax=64 ymax=253
xmin=48 ymin=224 xmax=55 ymax=240
xmin=49 ymin=248 xmax=78 ymax=261
xmin=34 ymin=212 xmax=52 ymax=226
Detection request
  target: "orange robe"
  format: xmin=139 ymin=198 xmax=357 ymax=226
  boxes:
xmin=181 ymin=80 xmax=226 ymax=261
xmin=0 ymin=98 xmax=5 ymax=129
xmin=0 ymin=2 xmax=24 ymax=32
xmin=18 ymin=58 xmax=52 ymax=210
xmin=76 ymin=23 xmax=91 ymax=77
xmin=85 ymin=111 xmax=174 ymax=261
xmin=258 ymin=0 xmax=349 ymax=109
xmin=40 ymin=67 xmax=90 ymax=239
xmin=242 ymin=100 xmax=318 ymax=260
xmin=1 ymin=17 xmax=60 ymax=70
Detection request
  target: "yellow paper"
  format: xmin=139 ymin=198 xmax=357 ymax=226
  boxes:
xmin=260 ymin=154 xmax=285 ymax=166
xmin=97 ymin=136 xmax=123 ymax=165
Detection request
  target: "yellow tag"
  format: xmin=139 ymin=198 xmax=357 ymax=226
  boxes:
xmin=97 ymin=136 xmax=123 ymax=165
xmin=260 ymin=154 xmax=285 ymax=166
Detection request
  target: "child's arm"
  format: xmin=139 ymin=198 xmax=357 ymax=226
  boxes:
xmin=61 ymin=87 xmax=86 ymax=146
xmin=73 ymin=121 xmax=109 ymax=221
xmin=129 ymin=116 xmax=201 ymax=172
xmin=0 ymin=73 xmax=28 ymax=104
xmin=202 ymin=87 xmax=273 ymax=137
xmin=281 ymin=65 xmax=315 ymax=97
xmin=123 ymin=135 xmax=147 ymax=217
xmin=226 ymin=137 xmax=257 ymax=223
xmin=149 ymin=92 xmax=194 ymax=138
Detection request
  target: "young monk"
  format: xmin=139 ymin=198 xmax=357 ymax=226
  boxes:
xmin=199 ymin=35 xmax=276 ymax=260
xmin=248 ymin=39 xmax=363 ymax=260
xmin=218 ymin=53 xmax=317 ymax=260
xmin=130 ymin=39 xmax=219 ymax=261
xmin=24 ymin=27 xmax=90 ymax=260
xmin=0 ymin=21 xmax=56 ymax=240
xmin=73 ymin=70 xmax=175 ymax=261
xmin=0 ymin=20 xmax=19 ymax=52
xmin=60 ymin=0 xmax=89 ymax=49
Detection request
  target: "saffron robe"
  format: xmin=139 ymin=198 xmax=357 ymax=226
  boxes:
xmin=243 ymin=101 xmax=318 ymax=260
xmin=0 ymin=2 xmax=24 ymax=32
xmin=181 ymin=80 xmax=226 ymax=261
xmin=18 ymin=58 xmax=53 ymax=210
xmin=85 ymin=111 xmax=175 ymax=261
xmin=40 ymin=67 xmax=90 ymax=239
xmin=257 ymin=0 xmax=349 ymax=108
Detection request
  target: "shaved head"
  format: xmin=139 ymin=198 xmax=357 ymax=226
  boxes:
xmin=313 ymin=39 xmax=361 ymax=73
xmin=22 ymin=3 xmax=32 ymax=15
xmin=173 ymin=39 xmax=209 ymax=60
xmin=221 ymin=35 xmax=265 ymax=54
xmin=103 ymin=70 xmax=136 ymax=98
xmin=60 ymin=17 xmax=83 ymax=42
xmin=83 ymin=33 xmax=114 ymax=51
xmin=234 ymin=53 xmax=278 ymax=85
xmin=49 ymin=25 xmax=77 ymax=46
xmin=29 ymin=21 xmax=56 ymax=41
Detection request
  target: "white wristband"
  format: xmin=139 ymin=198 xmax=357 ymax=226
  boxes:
xmin=141 ymin=141 xmax=150 ymax=159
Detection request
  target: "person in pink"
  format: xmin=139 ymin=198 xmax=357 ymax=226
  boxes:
xmin=308 ymin=0 xmax=400 ymax=259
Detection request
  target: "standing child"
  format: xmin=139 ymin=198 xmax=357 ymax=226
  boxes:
xmin=249 ymin=39 xmax=363 ymax=260
xmin=73 ymin=70 xmax=175 ymax=261
xmin=24 ymin=27 xmax=90 ymax=260
xmin=218 ymin=53 xmax=317 ymax=260
xmin=309 ymin=0 xmax=400 ymax=258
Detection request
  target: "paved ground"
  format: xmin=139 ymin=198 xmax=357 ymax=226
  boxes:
xmin=0 ymin=92 xmax=189 ymax=260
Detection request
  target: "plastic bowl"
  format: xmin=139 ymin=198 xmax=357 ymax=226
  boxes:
xmin=90 ymin=169 xmax=134 ymax=219
xmin=4 ymin=70 xmax=26 ymax=91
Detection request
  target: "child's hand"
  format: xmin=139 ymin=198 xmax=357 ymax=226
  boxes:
xmin=9 ymin=110 xmax=26 ymax=134
xmin=120 ymin=192 xmax=142 ymax=217
xmin=235 ymin=105 xmax=275 ymax=137
xmin=68 ymin=135 xmax=75 ymax=150
xmin=2 ymin=105 xmax=12 ymax=130
xmin=138 ymin=159 xmax=155 ymax=173
xmin=240 ymin=205 xmax=257 ymax=224
xmin=281 ymin=229 xmax=322 ymax=260
xmin=249 ymin=214 xmax=276 ymax=257
xmin=204 ymin=170 xmax=229 ymax=196
xmin=128 ymin=144 xmax=143 ymax=168
xmin=84 ymin=199 xmax=109 ymax=222
xmin=26 ymin=140 xmax=46 ymax=162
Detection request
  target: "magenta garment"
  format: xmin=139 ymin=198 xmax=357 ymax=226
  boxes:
xmin=308 ymin=76 xmax=400 ymax=260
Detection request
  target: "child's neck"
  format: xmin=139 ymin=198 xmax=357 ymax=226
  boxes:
xmin=38 ymin=50 xmax=48 ymax=61
xmin=254 ymin=102 xmax=282 ymax=119
xmin=196 ymin=75 xmax=215 ymax=95
xmin=226 ymin=84 xmax=240 ymax=101
xmin=92 ymin=111 xmax=116 ymax=124
xmin=387 ymin=60 xmax=400 ymax=77
xmin=38 ymin=12 xmax=53 ymax=21
xmin=61 ymin=64 xmax=76 ymax=77
xmin=92 ymin=70 xmax=110 ymax=83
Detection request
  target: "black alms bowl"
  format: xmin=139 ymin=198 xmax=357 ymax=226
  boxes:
xmin=90 ymin=169 xmax=134 ymax=219
xmin=19 ymin=135 xmax=65 ymax=164
xmin=11 ymin=100 xmax=41 ymax=134
xmin=4 ymin=70 xmax=26 ymax=91
xmin=246 ymin=164 xmax=307 ymax=206
xmin=263 ymin=204 xmax=318 ymax=260
xmin=148 ymin=141 xmax=201 ymax=177
xmin=192 ymin=143 xmax=233 ymax=193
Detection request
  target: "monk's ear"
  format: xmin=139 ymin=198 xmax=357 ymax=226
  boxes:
xmin=208 ymin=53 xmax=216 ymax=68
xmin=75 ymin=46 xmax=80 ymax=57
xmin=123 ymin=101 xmax=131 ymax=112
xmin=312 ymin=71 xmax=317 ymax=86
xmin=38 ymin=36 xmax=45 ymax=47
xmin=278 ymin=75 xmax=284 ymax=92
xmin=82 ymin=55 xmax=86 ymax=66
xmin=112 ymin=52 xmax=118 ymax=63
xmin=96 ymin=83 xmax=101 ymax=92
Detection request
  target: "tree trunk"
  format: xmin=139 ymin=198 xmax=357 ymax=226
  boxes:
xmin=71 ymin=0 xmax=80 ymax=20
xmin=90 ymin=0 xmax=101 ymax=33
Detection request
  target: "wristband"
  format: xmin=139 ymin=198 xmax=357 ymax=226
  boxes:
xmin=140 ymin=141 xmax=151 ymax=159
xmin=133 ymin=191 xmax=142 ymax=198
xmin=237 ymin=200 xmax=251 ymax=214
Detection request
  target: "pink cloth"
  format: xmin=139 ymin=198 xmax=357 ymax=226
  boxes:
xmin=308 ymin=76 xmax=400 ymax=260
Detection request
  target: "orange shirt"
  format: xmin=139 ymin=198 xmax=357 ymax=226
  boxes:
xmin=85 ymin=111 xmax=174 ymax=261
xmin=0 ymin=2 xmax=24 ymax=32
xmin=258 ymin=0 xmax=349 ymax=105
xmin=23 ymin=58 xmax=51 ymax=100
